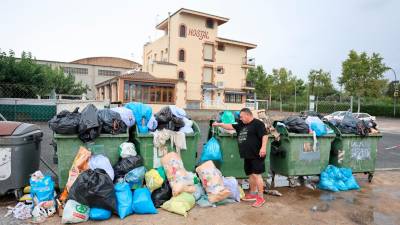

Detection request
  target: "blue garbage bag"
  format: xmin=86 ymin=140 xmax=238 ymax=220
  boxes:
xmin=125 ymin=102 xmax=152 ymax=133
xmin=124 ymin=166 xmax=146 ymax=189
xmin=132 ymin=188 xmax=158 ymax=214
xmin=318 ymin=165 xmax=360 ymax=192
xmin=115 ymin=181 xmax=133 ymax=219
xmin=310 ymin=121 xmax=327 ymax=136
xmin=89 ymin=208 xmax=112 ymax=220
xmin=200 ymin=137 xmax=222 ymax=163
xmin=30 ymin=174 xmax=55 ymax=203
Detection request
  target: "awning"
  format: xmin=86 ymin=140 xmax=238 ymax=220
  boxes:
xmin=202 ymin=83 xmax=218 ymax=90
xmin=224 ymin=90 xmax=246 ymax=94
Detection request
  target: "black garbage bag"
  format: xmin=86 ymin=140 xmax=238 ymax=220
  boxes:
xmin=48 ymin=107 xmax=81 ymax=134
xmin=68 ymin=168 xmax=116 ymax=212
xmin=336 ymin=113 xmax=358 ymax=134
xmin=79 ymin=104 xmax=101 ymax=143
xmin=283 ymin=116 xmax=309 ymax=134
xmin=151 ymin=180 xmax=172 ymax=208
xmin=97 ymin=109 xmax=127 ymax=134
xmin=155 ymin=106 xmax=173 ymax=123
xmin=113 ymin=155 xmax=144 ymax=180
xmin=168 ymin=116 xmax=185 ymax=131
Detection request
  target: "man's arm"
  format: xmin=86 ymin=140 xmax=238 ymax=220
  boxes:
xmin=259 ymin=135 xmax=268 ymax=157
xmin=212 ymin=122 xmax=235 ymax=130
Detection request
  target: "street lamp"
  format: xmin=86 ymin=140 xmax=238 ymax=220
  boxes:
xmin=389 ymin=67 xmax=398 ymax=117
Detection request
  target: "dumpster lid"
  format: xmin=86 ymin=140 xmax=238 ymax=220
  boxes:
xmin=0 ymin=121 xmax=40 ymax=136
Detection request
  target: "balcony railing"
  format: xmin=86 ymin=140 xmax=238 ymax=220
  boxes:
xmin=242 ymin=57 xmax=255 ymax=66
xmin=242 ymin=79 xmax=255 ymax=89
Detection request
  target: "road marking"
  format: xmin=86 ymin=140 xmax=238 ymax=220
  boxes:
xmin=376 ymin=168 xmax=400 ymax=171
xmin=385 ymin=145 xmax=400 ymax=150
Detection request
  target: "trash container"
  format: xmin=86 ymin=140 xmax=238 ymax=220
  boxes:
xmin=132 ymin=121 xmax=201 ymax=171
xmin=270 ymin=123 xmax=335 ymax=187
xmin=0 ymin=121 xmax=43 ymax=196
xmin=213 ymin=126 xmax=271 ymax=178
xmin=54 ymin=132 xmax=129 ymax=189
xmin=326 ymin=122 xmax=382 ymax=182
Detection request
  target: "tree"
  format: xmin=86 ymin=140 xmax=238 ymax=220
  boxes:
xmin=338 ymin=50 xmax=389 ymax=98
xmin=0 ymin=50 xmax=89 ymax=98
xmin=247 ymin=65 xmax=273 ymax=99
xmin=271 ymin=67 xmax=298 ymax=101
xmin=386 ymin=81 xmax=400 ymax=97
xmin=308 ymin=69 xmax=336 ymax=97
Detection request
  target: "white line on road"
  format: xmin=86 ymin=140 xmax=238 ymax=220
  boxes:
xmin=385 ymin=145 xmax=400 ymax=150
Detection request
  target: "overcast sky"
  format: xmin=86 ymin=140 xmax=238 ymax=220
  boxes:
xmin=1 ymin=0 xmax=399 ymax=85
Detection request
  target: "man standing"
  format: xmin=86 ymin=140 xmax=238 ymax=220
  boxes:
xmin=213 ymin=108 xmax=268 ymax=207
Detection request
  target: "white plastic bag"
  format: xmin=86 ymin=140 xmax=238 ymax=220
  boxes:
xmin=111 ymin=107 xmax=135 ymax=127
xmin=62 ymin=200 xmax=90 ymax=224
xmin=89 ymin=154 xmax=115 ymax=180
xmin=179 ymin=118 xmax=194 ymax=134
xmin=118 ymin=142 xmax=137 ymax=158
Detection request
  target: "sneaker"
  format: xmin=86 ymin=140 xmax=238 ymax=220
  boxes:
xmin=242 ymin=193 xmax=258 ymax=201
xmin=252 ymin=197 xmax=266 ymax=208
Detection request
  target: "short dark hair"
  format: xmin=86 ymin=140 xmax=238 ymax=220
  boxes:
xmin=240 ymin=108 xmax=253 ymax=116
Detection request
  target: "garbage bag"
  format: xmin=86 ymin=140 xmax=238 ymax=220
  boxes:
xmin=170 ymin=116 xmax=185 ymax=131
xmin=118 ymin=142 xmax=137 ymax=158
xmin=89 ymin=208 xmax=111 ymax=221
xmin=221 ymin=111 xmax=236 ymax=124
xmin=156 ymin=167 xmax=166 ymax=180
xmin=179 ymin=117 xmax=194 ymax=134
xmin=196 ymin=195 xmax=214 ymax=208
xmin=151 ymin=181 xmax=172 ymax=208
xmin=155 ymin=106 xmax=173 ymax=123
xmin=169 ymin=105 xmax=187 ymax=119
xmin=97 ymin=109 xmax=127 ymax=134
xmin=30 ymin=172 xmax=55 ymax=205
xmin=111 ymin=107 xmax=135 ymax=127
xmin=114 ymin=155 xmax=144 ymax=180
xmin=193 ymin=183 xmax=205 ymax=201
xmin=196 ymin=161 xmax=231 ymax=203
xmin=132 ymin=188 xmax=158 ymax=214
xmin=68 ymin=169 xmax=116 ymax=212
xmin=60 ymin=146 xmax=91 ymax=202
xmin=318 ymin=165 xmax=360 ymax=192
xmin=125 ymin=102 xmax=152 ymax=134
xmin=48 ymin=107 xmax=80 ymax=134
xmin=147 ymin=115 xmax=158 ymax=131
xmin=223 ymin=177 xmax=241 ymax=202
xmin=161 ymin=152 xmax=196 ymax=196
xmin=124 ymin=166 xmax=146 ymax=189
xmin=62 ymin=200 xmax=90 ymax=224
xmin=145 ymin=169 xmax=164 ymax=192
xmin=200 ymin=137 xmax=222 ymax=163
xmin=283 ymin=116 xmax=309 ymax=134
xmin=161 ymin=192 xmax=195 ymax=217
xmin=89 ymin=154 xmax=114 ymax=180
xmin=306 ymin=116 xmax=327 ymax=136
xmin=78 ymin=104 xmax=101 ymax=142
xmin=115 ymin=181 xmax=133 ymax=219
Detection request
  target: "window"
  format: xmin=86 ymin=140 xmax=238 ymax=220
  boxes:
xmin=161 ymin=51 xmax=164 ymax=61
xmin=98 ymin=69 xmax=121 ymax=76
xmin=225 ymin=93 xmax=243 ymax=103
xmin=203 ymin=44 xmax=214 ymax=61
xmin=62 ymin=67 xmax=88 ymax=75
xmin=123 ymin=81 xmax=175 ymax=104
xmin=154 ymin=53 xmax=157 ymax=61
xmin=206 ymin=18 xmax=214 ymax=29
xmin=178 ymin=71 xmax=185 ymax=80
xmin=203 ymin=67 xmax=213 ymax=83
xmin=179 ymin=24 xmax=186 ymax=37
xmin=178 ymin=49 xmax=185 ymax=62
xmin=216 ymin=66 xmax=224 ymax=74
xmin=217 ymin=43 xmax=225 ymax=51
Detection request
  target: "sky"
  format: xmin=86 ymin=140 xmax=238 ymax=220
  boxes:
xmin=1 ymin=0 xmax=399 ymax=86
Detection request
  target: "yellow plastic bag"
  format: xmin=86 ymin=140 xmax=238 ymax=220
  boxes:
xmin=145 ymin=169 xmax=164 ymax=192
xmin=161 ymin=192 xmax=195 ymax=217
xmin=23 ymin=186 xmax=31 ymax=194
xmin=239 ymin=186 xmax=245 ymax=200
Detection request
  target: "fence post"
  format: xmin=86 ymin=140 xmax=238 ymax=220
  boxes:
xmin=14 ymin=99 xmax=17 ymax=121
xmin=350 ymin=96 xmax=353 ymax=112
xmin=357 ymin=96 xmax=361 ymax=113
xmin=316 ymin=96 xmax=318 ymax=112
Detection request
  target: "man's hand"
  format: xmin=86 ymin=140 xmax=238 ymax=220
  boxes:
xmin=259 ymin=148 xmax=266 ymax=158
xmin=212 ymin=122 xmax=221 ymax=127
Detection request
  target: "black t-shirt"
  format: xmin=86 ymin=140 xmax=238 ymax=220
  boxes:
xmin=232 ymin=119 xmax=267 ymax=159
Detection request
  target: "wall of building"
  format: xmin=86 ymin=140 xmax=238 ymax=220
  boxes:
xmin=71 ymin=57 xmax=140 ymax=69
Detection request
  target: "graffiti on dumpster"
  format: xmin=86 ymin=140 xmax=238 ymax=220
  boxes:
xmin=350 ymin=141 xmax=371 ymax=160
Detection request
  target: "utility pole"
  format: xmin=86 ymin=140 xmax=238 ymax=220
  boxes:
xmin=389 ymin=68 xmax=398 ymax=117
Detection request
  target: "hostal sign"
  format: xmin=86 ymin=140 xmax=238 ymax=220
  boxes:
xmin=188 ymin=28 xmax=209 ymax=40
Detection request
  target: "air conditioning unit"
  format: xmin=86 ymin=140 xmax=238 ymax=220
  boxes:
xmin=247 ymin=58 xmax=255 ymax=65
xmin=217 ymin=81 xmax=224 ymax=88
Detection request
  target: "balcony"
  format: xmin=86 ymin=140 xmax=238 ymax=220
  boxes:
xmin=242 ymin=80 xmax=255 ymax=90
xmin=242 ymin=57 xmax=255 ymax=68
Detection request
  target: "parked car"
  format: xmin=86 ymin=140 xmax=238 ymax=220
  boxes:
xmin=324 ymin=111 xmax=349 ymax=121
xmin=353 ymin=113 xmax=376 ymax=122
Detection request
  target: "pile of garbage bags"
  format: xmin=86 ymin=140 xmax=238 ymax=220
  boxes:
xmin=318 ymin=165 xmax=360 ymax=192
xmin=48 ymin=104 xmax=129 ymax=143
xmin=328 ymin=112 xmax=378 ymax=136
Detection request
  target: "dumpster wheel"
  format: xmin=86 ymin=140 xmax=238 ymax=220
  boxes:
xmin=288 ymin=176 xmax=296 ymax=188
xmin=368 ymin=173 xmax=374 ymax=183
xmin=14 ymin=188 xmax=23 ymax=200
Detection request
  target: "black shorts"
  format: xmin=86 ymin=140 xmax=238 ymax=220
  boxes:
xmin=244 ymin=158 xmax=266 ymax=175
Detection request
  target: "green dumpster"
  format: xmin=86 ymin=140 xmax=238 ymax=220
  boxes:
xmin=327 ymin=122 xmax=382 ymax=182
xmin=270 ymin=123 xmax=335 ymax=187
xmin=55 ymin=132 xmax=129 ymax=189
xmin=133 ymin=121 xmax=201 ymax=171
